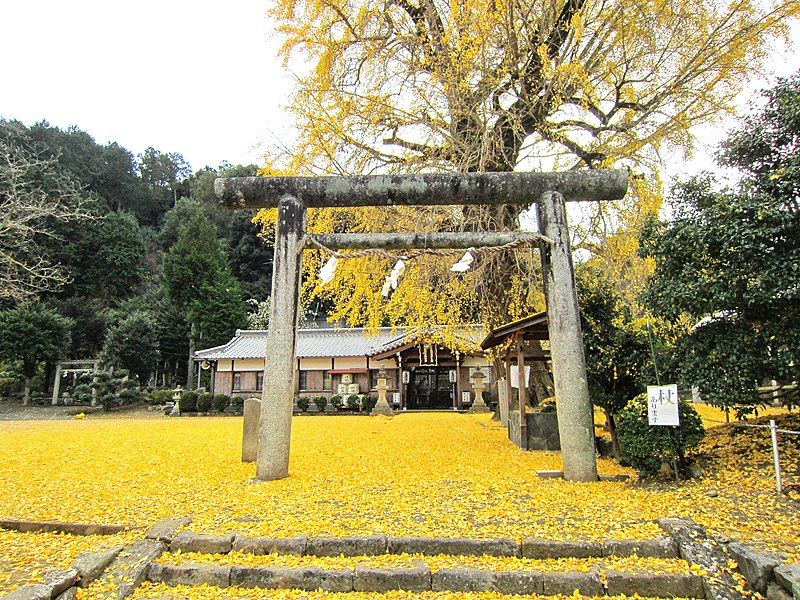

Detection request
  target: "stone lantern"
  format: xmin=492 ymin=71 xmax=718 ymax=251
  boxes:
xmin=370 ymin=367 xmax=395 ymax=416
xmin=469 ymin=368 xmax=490 ymax=413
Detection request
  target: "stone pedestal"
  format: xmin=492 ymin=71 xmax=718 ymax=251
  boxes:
xmin=242 ymin=398 xmax=261 ymax=463
xmin=371 ymin=374 xmax=394 ymax=416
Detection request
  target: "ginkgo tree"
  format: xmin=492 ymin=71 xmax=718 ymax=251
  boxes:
xmin=259 ymin=0 xmax=798 ymax=329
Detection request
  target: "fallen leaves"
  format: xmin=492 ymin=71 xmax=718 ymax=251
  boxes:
xmin=127 ymin=583 xmax=694 ymax=600
xmin=0 ymin=529 xmax=135 ymax=593
xmin=0 ymin=410 xmax=796 ymax=597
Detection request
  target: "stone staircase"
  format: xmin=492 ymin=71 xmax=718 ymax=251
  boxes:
xmin=139 ymin=528 xmax=705 ymax=598
xmin=10 ymin=516 xmax=786 ymax=599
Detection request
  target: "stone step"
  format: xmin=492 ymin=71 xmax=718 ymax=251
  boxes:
xmin=165 ymin=529 xmax=679 ymax=559
xmin=147 ymin=560 xmax=705 ymax=597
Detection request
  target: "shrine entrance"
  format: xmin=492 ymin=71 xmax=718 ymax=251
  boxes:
xmin=408 ymin=367 xmax=453 ymax=410
xmin=216 ymin=169 xmax=629 ymax=483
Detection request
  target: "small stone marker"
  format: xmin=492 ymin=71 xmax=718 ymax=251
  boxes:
xmin=242 ymin=398 xmax=261 ymax=463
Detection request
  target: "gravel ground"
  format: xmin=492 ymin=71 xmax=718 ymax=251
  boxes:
xmin=0 ymin=402 xmax=157 ymax=421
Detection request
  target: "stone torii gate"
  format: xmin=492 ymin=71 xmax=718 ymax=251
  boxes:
xmin=216 ymin=170 xmax=628 ymax=483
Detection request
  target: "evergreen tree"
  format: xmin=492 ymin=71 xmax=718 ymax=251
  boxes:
xmin=163 ymin=213 xmax=247 ymax=353
xmin=0 ymin=304 xmax=73 ymax=404
xmin=641 ymin=73 xmax=800 ymax=414
xmin=100 ymin=311 xmax=160 ymax=385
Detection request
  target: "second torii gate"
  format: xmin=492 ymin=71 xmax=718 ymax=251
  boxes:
xmin=215 ymin=170 xmax=628 ymax=483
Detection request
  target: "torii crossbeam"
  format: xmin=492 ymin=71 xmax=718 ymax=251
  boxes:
xmin=215 ymin=169 xmax=629 ymax=483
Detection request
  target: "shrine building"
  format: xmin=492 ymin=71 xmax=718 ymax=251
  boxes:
xmin=193 ymin=326 xmax=492 ymax=410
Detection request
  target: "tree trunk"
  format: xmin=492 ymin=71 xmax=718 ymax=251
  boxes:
xmin=605 ymin=409 xmax=622 ymax=460
xmin=186 ymin=323 xmax=196 ymax=389
xmin=22 ymin=376 xmax=31 ymax=406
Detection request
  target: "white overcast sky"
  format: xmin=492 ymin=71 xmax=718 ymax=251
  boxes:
xmin=0 ymin=1 xmax=797 ymax=182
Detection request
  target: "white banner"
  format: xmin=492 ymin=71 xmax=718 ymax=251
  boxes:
xmin=510 ymin=365 xmax=531 ymax=389
xmin=647 ymin=384 xmax=680 ymax=426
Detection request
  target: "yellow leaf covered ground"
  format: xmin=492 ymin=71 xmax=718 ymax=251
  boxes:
xmin=130 ymin=583 xmax=688 ymax=600
xmin=129 ymin=584 xmax=688 ymax=600
xmin=0 ymin=530 xmax=136 ymax=593
xmin=0 ymin=412 xmax=797 ymax=595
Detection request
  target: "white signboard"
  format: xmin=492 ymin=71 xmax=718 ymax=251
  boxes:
xmin=510 ymin=365 xmax=531 ymax=389
xmin=647 ymin=384 xmax=680 ymax=426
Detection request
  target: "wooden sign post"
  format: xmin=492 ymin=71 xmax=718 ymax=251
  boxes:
xmin=216 ymin=170 xmax=628 ymax=483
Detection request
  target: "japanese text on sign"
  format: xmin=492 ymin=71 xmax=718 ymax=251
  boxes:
xmin=647 ymin=384 xmax=680 ymax=426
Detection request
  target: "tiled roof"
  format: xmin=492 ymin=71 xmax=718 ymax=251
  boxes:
xmin=369 ymin=326 xmax=485 ymax=355
xmin=195 ymin=326 xmax=485 ymax=360
xmin=195 ymin=328 xmax=404 ymax=360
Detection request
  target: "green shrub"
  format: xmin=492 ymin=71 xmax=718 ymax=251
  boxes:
xmin=213 ymin=394 xmax=230 ymax=413
xmin=313 ymin=395 xmax=327 ymax=412
xmin=346 ymin=394 xmax=361 ymax=411
xmin=296 ymin=396 xmax=310 ymax=411
xmin=230 ymin=395 xmax=244 ymax=412
xmin=361 ymin=395 xmax=377 ymax=412
xmin=197 ymin=393 xmax=214 ymax=412
xmin=148 ymin=388 xmax=173 ymax=406
xmin=617 ymin=393 xmax=705 ymax=476
xmin=330 ymin=394 xmax=343 ymax=409
xmin=179 ymin=390 xmax=198 ymax=412
xmin=74 ymin=368 xmax=142 ymax=411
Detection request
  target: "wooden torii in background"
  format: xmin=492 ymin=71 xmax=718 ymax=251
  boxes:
xmin=216 ymin=170 xmax=629 ymax=483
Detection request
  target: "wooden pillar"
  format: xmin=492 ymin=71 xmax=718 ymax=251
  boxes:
xmin=51 ymin=362 xmax=62 ymax=406
xmin=504 ymin=347 xmax=513 ymax=427
xmin=397 ymin=353 xmax=405 ymax=410
xmin=516 ymin=335 xmax=528 ymax=450
xmin=537 ymin=191 xmax=598 ymax=482
xmin=455 ymin=354 xmax=462 ymax=410
xmin=255 ymin=195 xmax=306 ymax=481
